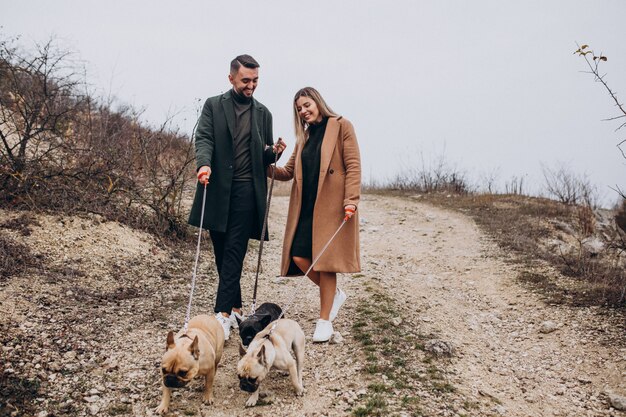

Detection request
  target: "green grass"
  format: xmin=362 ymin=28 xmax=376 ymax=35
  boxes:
xmin=350 ymin=281 xmax=460 ymax=414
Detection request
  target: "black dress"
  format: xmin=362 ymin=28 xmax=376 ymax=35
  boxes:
xmin=291 ymin=117 xmax=328 ymax=258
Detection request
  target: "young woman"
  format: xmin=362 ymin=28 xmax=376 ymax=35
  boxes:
xmin=272 ymin=87 xmax=361 ymax=342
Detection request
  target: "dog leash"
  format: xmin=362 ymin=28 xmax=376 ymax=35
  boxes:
xmin=266 ymin=208 xmax=355 ymax=337
xmin=183 ymin=181 xmax=208 ymax=334
xmin=250 ymin=149 xmax=279 ymax=315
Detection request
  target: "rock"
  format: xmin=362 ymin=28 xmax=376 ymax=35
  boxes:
xmin=48 ymin=362 xmax=62 ymax=372
xmin=539 ymin=321 xmax=558 ymax=334
xmin=329 ymin=332 xmax=343 ymax=344
xmin=494 ymin=404 xmax=507 ymax=415
xmin=88 ymin=404 xmax=100 ymax=415
xmin=608 ymin=392 xmax=626 ymax=411
xmin=424 ymin=339 xmax=455 ymax=357
xmin=391 ymin=317 xmax=402 ymax=326
xmin=583 ymin=237 xmax=604 ymax=255
xmin=63 ymin=351 xmax=77 ymax=360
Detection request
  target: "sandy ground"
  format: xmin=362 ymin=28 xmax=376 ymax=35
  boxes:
xmin=1 ymin=194 xmax=625 ymax=416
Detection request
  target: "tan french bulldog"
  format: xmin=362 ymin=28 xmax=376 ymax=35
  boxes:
xmin=236 ymin=318 xmax=305 ymax=407
xmin=156 ymin=314 xmax=225 ymax=414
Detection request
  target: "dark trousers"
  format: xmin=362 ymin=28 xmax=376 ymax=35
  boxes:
xmin=210 ymin=180 xmax=256 ymax=314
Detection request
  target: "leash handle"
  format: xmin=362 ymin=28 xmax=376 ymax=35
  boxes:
xmin=250 ymin=149 xmax=279 ymax=315
xmin=344 ymin=207 xmax=356 ymax=222
xmin=184 ymin=182 xmax=208 ymax=333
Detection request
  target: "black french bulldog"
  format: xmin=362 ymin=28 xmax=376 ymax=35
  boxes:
xmin=237 ymin=302 xmax=283 ymax=347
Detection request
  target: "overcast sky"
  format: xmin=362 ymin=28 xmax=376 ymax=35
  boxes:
xmin=3 ymin=0 xmax=626 ymax=206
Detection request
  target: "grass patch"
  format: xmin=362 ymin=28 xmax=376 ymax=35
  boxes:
xmin=351 ymin=281 xmax=460 ymax=415
xmin=0 ymin=374 xmax=40 ymax=416
xmin=368 ymin=383 xmax=390 ymax=393
xmin=432 ymin=381 xmax=456 ymax=393
xmin=352 ymin=394 xmax=388 ymax=416
xmin=107 ymin=404 xmax=132 ymax=415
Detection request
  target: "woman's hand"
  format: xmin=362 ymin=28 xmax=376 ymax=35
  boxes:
xmin=197 ymin=166 xmax=211 ymax=185
xmin=273 ymin=137 xmax=287 ymax=154
xmin=344 ymin=204 xmax=356 ymax=220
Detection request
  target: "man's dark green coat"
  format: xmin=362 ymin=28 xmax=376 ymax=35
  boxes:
xmin=188 ymin=90 xmax=277 ymax=240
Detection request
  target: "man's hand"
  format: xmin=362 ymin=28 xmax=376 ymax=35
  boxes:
xmin=273 ymin=138 xmax=287 ymax=154
xmin=198 ymin=166 xmax=211 ymax=185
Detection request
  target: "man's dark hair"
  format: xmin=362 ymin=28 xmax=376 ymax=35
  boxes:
xmin=230 ymin=54 xmax=260 ymax=75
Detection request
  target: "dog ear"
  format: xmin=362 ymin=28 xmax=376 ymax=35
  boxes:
xmin=189 ymin=336 xmax=200 ymax=360
xmin=257 ymin=344 xmax=266 ymax=366
xmin=166 ymin=331 xmax=175 ymax=350
xmin=239 ymin=342 xmax=247 ymax=357
xmin=260 ymin=314 xmax=272 ymax=328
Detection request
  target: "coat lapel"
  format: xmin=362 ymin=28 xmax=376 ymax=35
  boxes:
xmin=250 ymin=99 xmax=264 ymax=149
xmin=220 ymin=90 xmax=236 ymax=139
xmin=317 ymin=117 xmax=340 ymax=196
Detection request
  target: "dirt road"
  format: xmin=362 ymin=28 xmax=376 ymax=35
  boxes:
xmin=1 ymin=194 xmax=624 ymax=416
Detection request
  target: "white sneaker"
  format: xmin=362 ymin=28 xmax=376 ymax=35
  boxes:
xmin=230 ymin=310 xmax=244 ymax=329
xmin=312 ymin=319 xmax=333 ymax=342
xmin=215 ymin=313 xmax=231 ymax=340
xmin=329 ymin=288 xmax=347 ymax=322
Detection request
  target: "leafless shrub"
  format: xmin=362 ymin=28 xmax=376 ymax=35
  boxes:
xmin=504 ymin=175 xmax=525 ymax=195
xmin=478 ymin=167 xmax=500 ymax=194
xmin=575 ymin=44 xmax=625 ymax=200
xmin=576 ymin=205 xmax=595 ymax=237
xmin=575 ymin=44 xmax=625 ymax=162
xmin=0 ymin=37 xmax=195 ymax=237
xmin=541 ymin=163 xmax=597 ymax=207
xmin=367 ymin=151 xmax=470 ymax=194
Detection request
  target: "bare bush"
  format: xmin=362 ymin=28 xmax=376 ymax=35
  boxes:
xmin=478 ymin=167 xmax=500 ymax=194
xmin=541 ymin=163 xmax=597 ymax=207
xmin=504 ymin=175 xmax=525 ymax=195
xmin=375 ymin=151 xmax=470 ymax=194
xmin=0 ymin=37 xmax=195 ymax=237
xmin=575 ymin=44 xmax=625 ymax=200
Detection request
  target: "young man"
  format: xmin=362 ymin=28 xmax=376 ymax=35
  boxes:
xmin=188 ymin=54 xmax=285 ymax=340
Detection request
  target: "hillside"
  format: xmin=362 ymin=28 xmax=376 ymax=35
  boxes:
xmin=1 ymin=194 xmax=625 ymax=416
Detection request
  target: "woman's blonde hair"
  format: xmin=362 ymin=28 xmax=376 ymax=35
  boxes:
xmin=293 ymin=87 xmax=339 ymax=145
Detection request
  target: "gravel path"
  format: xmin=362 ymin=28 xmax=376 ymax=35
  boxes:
xmin=1 ymin=194 xmax=624 ymax=416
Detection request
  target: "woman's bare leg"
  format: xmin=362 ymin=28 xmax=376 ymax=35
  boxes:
xmin=292 ymin=256 xmax=320 ymax=286
xmin=292 ymin=257 xmax=337 ymax=321
xmin=319 ymin=272 xmax=337 ymax=320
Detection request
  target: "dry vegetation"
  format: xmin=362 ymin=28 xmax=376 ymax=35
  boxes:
xmin=0 ymin=37 xmax=196 ymax=239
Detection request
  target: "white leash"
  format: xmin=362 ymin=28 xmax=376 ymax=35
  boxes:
xmin=267 ymin=213 xmax=353 ymax=336
xmin=183 ymin=183 xmax=207 ymax=333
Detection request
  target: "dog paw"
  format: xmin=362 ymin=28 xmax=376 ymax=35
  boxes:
xmin=295 ymin=386 xmax=305 ymax=397
xmin=245 ymin=397 xmax=258 ymax=407
xmin=155 ymin=404 xmax=169 ymax=414
xmin=202 ymin=395 xmax=214 ymax=405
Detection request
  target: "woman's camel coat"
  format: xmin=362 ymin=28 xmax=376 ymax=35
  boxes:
xmin=273 ymin=116 xmax=361 ymax=276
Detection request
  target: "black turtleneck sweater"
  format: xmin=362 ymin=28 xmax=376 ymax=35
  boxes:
xmin=231 ymin=89 xmax=253 ymax=181
xmin=291 ymin=117 xmax=328 ymax=257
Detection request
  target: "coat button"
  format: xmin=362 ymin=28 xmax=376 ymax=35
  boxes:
xmin=329 ymin=169 xmax=334 ymax=174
